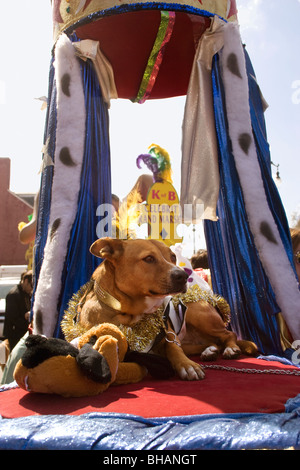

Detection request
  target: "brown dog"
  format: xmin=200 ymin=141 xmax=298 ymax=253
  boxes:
xmin=76 ymin=237 xmax=257 ymax=380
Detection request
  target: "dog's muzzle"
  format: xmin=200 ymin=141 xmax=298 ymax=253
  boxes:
xmin=170 ymin=267 xmax=189 ymax=293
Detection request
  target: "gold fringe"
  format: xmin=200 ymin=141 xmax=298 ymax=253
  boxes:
xmin=61 ymin=283 xmax=231 ymax=349
xmin=61 ymin=281 xmax=166 ymax=351
xmin=172 ymin=284 xmax=231 ymax=327
xmin=119 ymin=307 xmax=165 ymax=352
xmin=61 ymin=281 xmax=94 ymax=342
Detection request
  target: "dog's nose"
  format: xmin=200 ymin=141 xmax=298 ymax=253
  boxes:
xmin=171 ymin=268 xmax=189 ymax=284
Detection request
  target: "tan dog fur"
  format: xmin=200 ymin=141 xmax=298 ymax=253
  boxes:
xmin=79 ymin=237 xmax=257 ymax=380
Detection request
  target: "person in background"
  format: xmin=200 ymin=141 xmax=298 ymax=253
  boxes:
xmin=190 ymin=249 xmax=211 ymax=287
xmin=0 ymin=330 xmax=29 ymax=385
xmin=190 ymin=249 xmax=209 ymax=270
xmin=3 ymin=270 xmax=33 ymax=352
xmin=111 ymin=194 xmax=120 ymax=213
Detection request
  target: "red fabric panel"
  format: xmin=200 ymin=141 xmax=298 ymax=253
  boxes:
xmin=1 ymin=357 xmax=300 ymax=419
xmin=76 ymin=11 xmax=211 ymax=99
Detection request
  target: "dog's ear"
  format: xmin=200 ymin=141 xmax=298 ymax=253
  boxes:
xmin=90 ymin=237 xmax=124 ymax=261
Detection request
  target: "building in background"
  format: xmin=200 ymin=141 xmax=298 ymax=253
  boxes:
xmin=0 ymin=158 xmax=34 ymax=265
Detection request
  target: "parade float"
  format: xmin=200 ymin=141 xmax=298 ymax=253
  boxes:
xmin=1 ymin=0 xmax=300 ymax=450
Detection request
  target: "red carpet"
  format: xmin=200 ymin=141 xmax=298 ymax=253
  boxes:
xmin=1 ymin=357 xmax=300 ymax=419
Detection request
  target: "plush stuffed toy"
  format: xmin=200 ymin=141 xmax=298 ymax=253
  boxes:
xmin=13 ymin=323 xmax=174 ymax=397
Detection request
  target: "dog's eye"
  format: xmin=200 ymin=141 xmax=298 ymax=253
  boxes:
xmin=170 ymin=253 xmax=177 ymax=264
xmin=143 ymin=255 xmax=155 ymax=264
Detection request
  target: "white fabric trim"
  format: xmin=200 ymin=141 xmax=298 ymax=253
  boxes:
xmin=181 ymin=17 xmax=226 ymax=222
xmin=73 ymin=39 xmax=118 ymax=107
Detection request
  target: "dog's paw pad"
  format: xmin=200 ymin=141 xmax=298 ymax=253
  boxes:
xmin=200 ymin=346 xmax=218 ymax=361
xmin=178 ymin=364 xmax=205 ymax=381
xmin=222 ymin=346 xmax=241 ymax=359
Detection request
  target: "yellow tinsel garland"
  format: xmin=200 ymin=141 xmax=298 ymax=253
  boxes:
xmin=61 ymin=283 xmax=231 ymax=349
xmin=61 ymin=281 xmax=94 ymax=342
xmin=61 ymin=281 xmax=166 ymax=351
xmin=119 ymin=307 xmax=166 ymax=352
xmin=172 ymin=284 xmax=231 ymax=327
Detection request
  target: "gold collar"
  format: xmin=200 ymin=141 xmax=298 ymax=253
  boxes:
xmin=94 ymin=280 xmax=122 ymax=312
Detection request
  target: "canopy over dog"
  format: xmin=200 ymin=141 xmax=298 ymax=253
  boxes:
xmin=52 ymin=0 xmax=237 ymax=100
xmin=32 ymin=1 xmax=300 ymax=358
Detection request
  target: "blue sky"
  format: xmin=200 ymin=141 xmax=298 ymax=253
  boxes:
xmin=0 ymin=0 xmax=299 ymax=230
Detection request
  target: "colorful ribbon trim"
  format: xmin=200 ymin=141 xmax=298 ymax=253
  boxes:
xmin=133 ymin=11 xmax=175 ymax=103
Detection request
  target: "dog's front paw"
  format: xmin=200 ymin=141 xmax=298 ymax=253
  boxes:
xmin=200 ymin=345 xmax=219 ymax=361
xmin=222 ymin=346 xmax=241 ymax=359
xmin=176 ymin=360 xmax=205 ymax=381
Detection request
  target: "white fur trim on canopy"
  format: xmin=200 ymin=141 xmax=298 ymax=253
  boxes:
xmin=220 ymin=21 xmax=300 ymax=340
xmin=33 ymin=34 xmax=86 ymax=337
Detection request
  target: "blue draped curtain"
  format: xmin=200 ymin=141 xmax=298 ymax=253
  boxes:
xmin=53 ymin=58 xmax=111 ymax=337
xmin=204 ymin=51 xmax=294 ymax=356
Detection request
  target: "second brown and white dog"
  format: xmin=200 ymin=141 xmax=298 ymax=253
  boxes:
xmin=65 ymin=237 xmax=257 ymax=381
